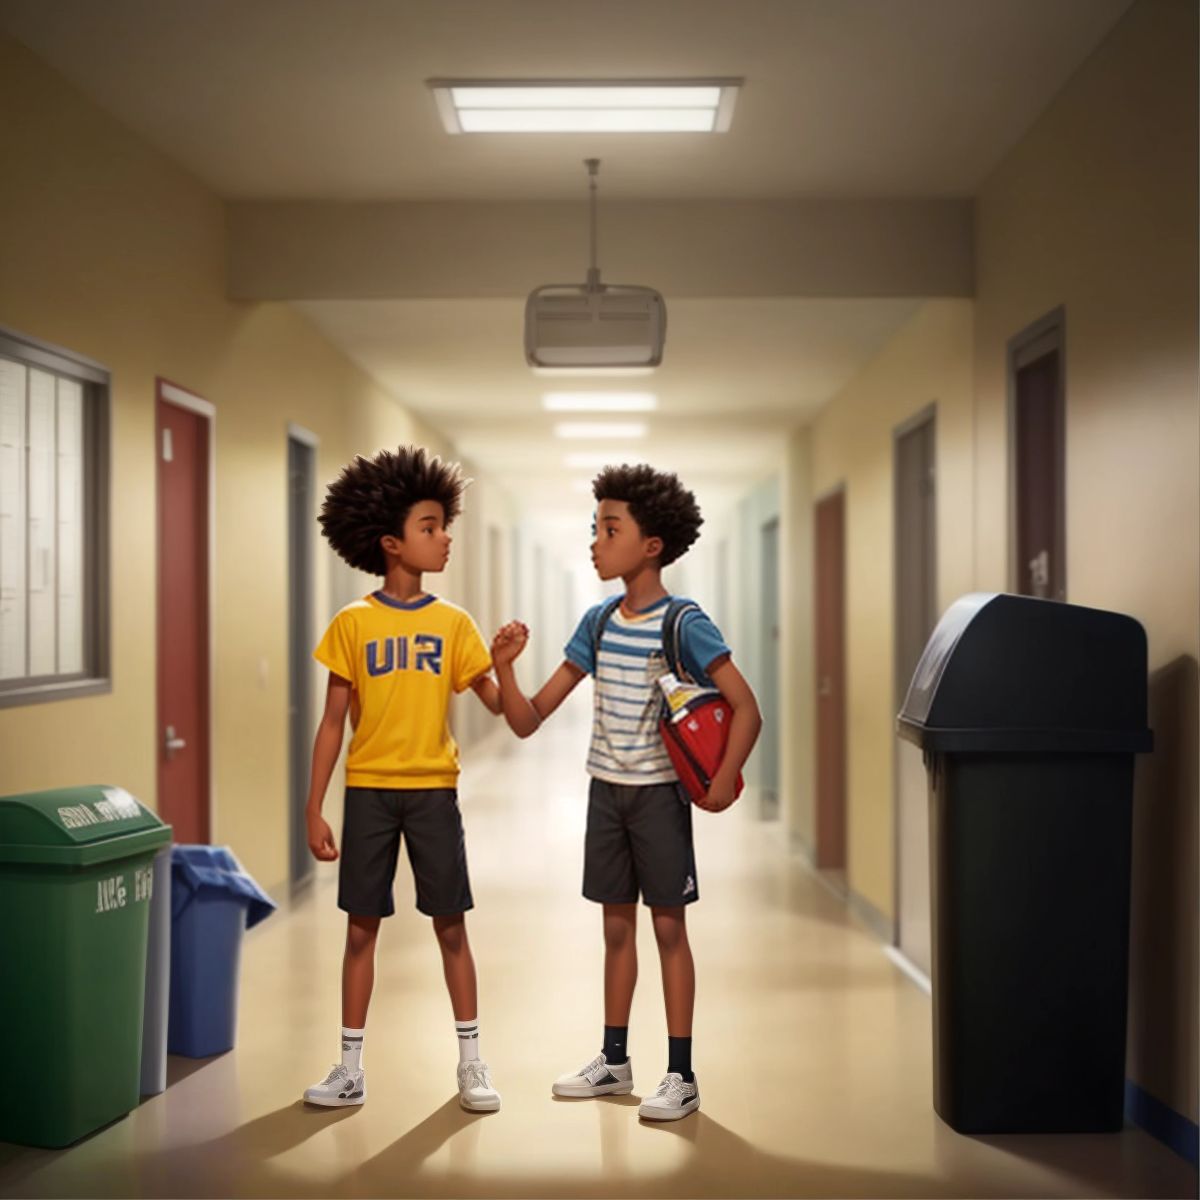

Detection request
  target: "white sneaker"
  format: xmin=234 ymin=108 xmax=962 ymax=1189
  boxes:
xmin=303 ymin=1063 xmax=366 ymax=1107
xmin=638 ymin=1072 xmax=700 ymax=1121
xmin=552 ymin=1052 xmax=634 ymax=1098
xmin=457 ymin=1059 xmax=501 ymax=1112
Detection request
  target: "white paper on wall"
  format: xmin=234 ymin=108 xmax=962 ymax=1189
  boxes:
xmin=57 ymin=379 xmax=84 ymax=675
xmin=0 ymin=358 xmax=27 ymax=680
xmin=27 ymin=369 xmax=57 ymax=677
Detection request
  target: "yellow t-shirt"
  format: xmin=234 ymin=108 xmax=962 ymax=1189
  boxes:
xmin=314 ymin=592 xmax=492 ymax=789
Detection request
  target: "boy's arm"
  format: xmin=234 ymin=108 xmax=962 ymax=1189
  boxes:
xmin=699 ymin=655 xmax=763 ymax=813
xmin=305 ymin=672 xmax=353 ymax=860
xmin=470 ymin=673 xmax=503 ymax=715
xmin=492 ymin=621 xmax=585 ymax=737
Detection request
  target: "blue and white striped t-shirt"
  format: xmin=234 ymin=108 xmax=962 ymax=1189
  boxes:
xmin=564 ymin=596 xmax=731 ymax=786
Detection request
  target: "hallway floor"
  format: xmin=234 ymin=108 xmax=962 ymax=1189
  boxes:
xmin=0 ymin=695 xmax=1194 ymax=1199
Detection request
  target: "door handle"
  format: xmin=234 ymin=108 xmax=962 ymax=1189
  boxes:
xmin=164 ymin=724 xmax=187 ymax=760
xmin=1028 ymin=549 xmax=1050 ymax=596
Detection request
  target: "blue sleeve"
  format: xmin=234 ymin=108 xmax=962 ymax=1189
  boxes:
xmin=679 ymin=608 xmax=731 ymax=684
xmin=564 ymin=604 xmax=602 ymax=676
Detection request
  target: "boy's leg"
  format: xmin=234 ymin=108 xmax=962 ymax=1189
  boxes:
xmin=548 ymin=908 xmax=637 ymax=1095
xmin=603 ymin=902 xmax=637 ymax=1062
xmin=305 ymin=788 xmax=400 ymax=1107
xmin=404 ymin=789 xmax=499 ymax=1112
xmin=651 ymin=905 xmax=695 ymax=1041
xmin=637 ymin=905 xmax=700 ymax=1119
xmin=627 ymin=785 xmax=701 ymax=1119
xmin=342 ymin=913 xmax=382 ymax=1029
xmin=304 ymin=913 xmax=379 ymax=1107
xmin=550 ymin=783 xmax=638 ymax=1098
xmin=585 ymin=780 xmax=640 ymax=1053
xmin=432 ymin=913 xmax=477 ymax=1022
xmin=433 ymin=910 xmax=499 ymax=1111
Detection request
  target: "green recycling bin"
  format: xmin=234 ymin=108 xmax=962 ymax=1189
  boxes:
xmin=0 ymin=785 xmax=172 ymax=1148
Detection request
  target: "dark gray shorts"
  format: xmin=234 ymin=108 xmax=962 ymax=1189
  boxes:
xmin=338 ymin=787 xmax=473 ymax=918
xmin=583 ymin=777 xmax=699 ymax=908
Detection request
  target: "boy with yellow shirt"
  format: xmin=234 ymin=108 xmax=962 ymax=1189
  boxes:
xmin=302 ymin=445 xmax=504 ymax=1113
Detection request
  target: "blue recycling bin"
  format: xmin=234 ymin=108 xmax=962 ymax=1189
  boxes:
xmin=168 ymin=845 xmax=276 ymax=1058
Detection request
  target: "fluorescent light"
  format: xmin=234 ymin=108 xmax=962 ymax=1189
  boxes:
xmin=543 ymin=393 xmax=658 ymax=413
xmin=533 ymin=367 xmax=657 ymax=378
xmin=460 ymin=109 xmax=715 ymax=133
xmin=555 ymin=422 xmax=647 ymax=440
xmin=450 ymin=86 xmax=723 ymax=110
xmin=430 ymin=79 xmax=741 ymax=135
xmin=565 ymin=451 xmax=633 ymax=469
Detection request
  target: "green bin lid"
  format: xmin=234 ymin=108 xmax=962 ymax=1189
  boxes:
xmin=0 ymin=785 xmax=172 ymax=866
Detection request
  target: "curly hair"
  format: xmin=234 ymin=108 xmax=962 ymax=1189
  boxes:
xmin=318 ymin=445 xmax=468 ymax=576
xmin=593 ymin=463 xmax=703 ymax=567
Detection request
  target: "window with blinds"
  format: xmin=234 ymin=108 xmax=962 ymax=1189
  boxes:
xmin=0 ymin=328 xmax=109 ymax=706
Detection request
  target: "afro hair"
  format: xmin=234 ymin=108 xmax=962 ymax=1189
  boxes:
xmin=318 ymin=445 xmax=469 ymax=576
xmin=593 ymin=463 xmax=703 ymax=567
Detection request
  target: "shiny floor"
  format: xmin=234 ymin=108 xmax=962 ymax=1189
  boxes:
xmin=1 ymin=694 xmax=1194 ymax=1198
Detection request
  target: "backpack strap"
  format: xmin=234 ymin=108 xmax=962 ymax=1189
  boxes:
xmin=591 ymin=595 xmax=624 ymax=668
xmin=662 ymin=599 xmax=701 ymax=683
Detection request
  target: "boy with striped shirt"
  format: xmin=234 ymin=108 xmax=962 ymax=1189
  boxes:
xmin=492 ymin=464 xmax=761 ymax=1121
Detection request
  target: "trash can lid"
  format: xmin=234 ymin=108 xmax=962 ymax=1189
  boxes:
xmin=897 ymin=592 xmax=1154 ymax=754
xmin=0 ymin=785 xmax=172 ymax=866
xmin=170 ymin=844 xmax=277 ymax=929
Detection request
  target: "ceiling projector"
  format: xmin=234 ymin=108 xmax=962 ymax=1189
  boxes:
xmin=525 ymin=159 xmax=666 ymax=370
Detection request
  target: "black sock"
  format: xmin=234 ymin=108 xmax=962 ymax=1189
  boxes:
xmin=602 ymin=1025 xmax=628 ymax=1065
xmin=667 ymin=1035 xmax=694 ymax=1082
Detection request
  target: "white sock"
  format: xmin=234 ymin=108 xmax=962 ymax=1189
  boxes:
xmin=341 ymin=1026 xmax=365 ymax=1073
xmin=456 ymin=1018 xmax=480 ymax=1063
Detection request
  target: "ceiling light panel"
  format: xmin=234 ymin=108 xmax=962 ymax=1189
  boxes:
xmin=430 ymin=79 xmax=741 ymax=134
xmin=555 ymin=422 xmax=647 ymax=440
xmin=452 ymin=86 xmax=723 ymax=110
xmin=543 ymin=392 xmax=658 ymax=412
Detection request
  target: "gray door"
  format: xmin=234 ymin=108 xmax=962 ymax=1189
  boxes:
xmin=894 ymin=412 xmax=937 ymax=972
xmin=288 ymin=435 xmax=317 ymax=889
xmin=759 ymin=518 xmax=780 ymax=819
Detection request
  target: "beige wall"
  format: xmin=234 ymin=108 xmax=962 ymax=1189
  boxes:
xmin=808 ymin=300 xmax=976 ymax=916
xmin=0 ymin=34 xmax=511 ymax=894
xmin=228 ymin=197 xmax=974 ymax=301
xmin=972 ymin=0 xmax=1198 ymax=1123
xmin=788 ymin=0 xmax=1197 ymax=1124
xmin=780 ymin=428 xmax=815 ymax=855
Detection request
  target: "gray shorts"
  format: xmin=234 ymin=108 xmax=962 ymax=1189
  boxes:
xmin=583 ymin=777 xmax=699 ymax=908
xmin=338 ymin=787 xmax=473 ymax=918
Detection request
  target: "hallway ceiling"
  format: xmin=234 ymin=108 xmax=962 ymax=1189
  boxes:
xmin=296 ymin=296 xmax=922 ymax=508
xmin=0 ymin=0 xmax=1133 ymax=514
xmin=0 ymin=0 xmax=1131 ymax=201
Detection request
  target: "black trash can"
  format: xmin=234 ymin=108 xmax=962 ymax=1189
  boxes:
xmin=897 ymin=592 xmax=1153 ymax=1135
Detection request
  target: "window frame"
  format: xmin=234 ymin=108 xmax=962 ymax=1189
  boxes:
xmin=0 ymin=325 xmax=110 ymax=708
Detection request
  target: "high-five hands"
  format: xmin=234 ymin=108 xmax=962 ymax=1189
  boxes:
xmin=492 ymin=621 xmax=530 ymax=667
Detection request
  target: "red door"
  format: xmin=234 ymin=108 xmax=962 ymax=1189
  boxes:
xmin=156 ymin=383 xmax=210 ymax=843
xmin=815 ymin=490 xmax=846 ymax=871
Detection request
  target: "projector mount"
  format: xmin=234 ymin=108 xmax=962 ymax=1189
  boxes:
xmin=585 ymin=157 xmax=603 ymax=292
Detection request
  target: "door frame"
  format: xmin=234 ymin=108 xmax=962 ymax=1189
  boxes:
xmin=1006 ymin=306 xmax=1067 ymax=600
xmin=891 ymin=403 xmax=937 ymax=949
xmin=813 ymin=482 xmax=847 ymax=876
xmin=759 ymin=515 xmax=781 ymax=819
xmin=287 ymin=421 xmax=319 ymax=889
xmin=155 ymin=377 xmax=216 ymax=841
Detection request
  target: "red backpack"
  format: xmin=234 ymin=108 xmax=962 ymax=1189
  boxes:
xmin=594 ymin=598 xmax=743 ymax=806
